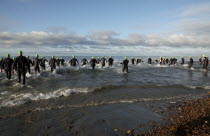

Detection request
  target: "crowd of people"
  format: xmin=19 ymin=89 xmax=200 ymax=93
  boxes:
xmin=0 ymin=51 xmax=209 ymax=85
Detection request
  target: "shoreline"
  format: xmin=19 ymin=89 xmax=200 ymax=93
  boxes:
xmin=116 ymin=92 xmax=210 ymax=136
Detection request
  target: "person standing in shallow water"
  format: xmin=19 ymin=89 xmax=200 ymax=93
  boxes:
xmin=49 ymin=56 xmax=57 ymax=73
xmin=3 ymin=54 xmax=13 ymax=80
xmin=60 ymin=57 xmax=65 ymax=66
xmin=202 ymin=55 xmax=209 ymax=71
xmin=148 ymin=57 xmax=152 ymax=64
xmin=90 ymin=56 xmax=97 ymax=69
xmin=69 ymin=55 xmax=79 ymax=67
xmin=101 ymin=56 xmax=107 ymax=68
xmin=40 ymin=56 xmax=48 ymax=70
xmin=188 ymin=56 xmax=194 ymax=69
xmin=122 ymin=57 xmax=129 ymax=73
xmin=131 ymin=57 xmax=135 ymax=65
xmin=33 ymin=54 xmax=41 ymax=74
xmin=81 ymin=57 xmax=88 ymax=66
xmin=0 ymin=57 xmax=4 ymax=72
xmin=13 ymin=51 xmax=28 ymax=85
xmin=108 ymin=56 xmax=114 ymax=66
xmin=26 ymin=56 xmax=33 ymax=74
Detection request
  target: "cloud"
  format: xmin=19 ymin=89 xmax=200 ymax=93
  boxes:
xmin=180 ymin=2 xmax=210 ymax=17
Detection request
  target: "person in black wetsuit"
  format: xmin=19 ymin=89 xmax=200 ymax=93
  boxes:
xmin=0 ymin=57 xmax=4 ymax=72
xmin=12 ymin=57 xmax=17 ymax=72
xmin=181 ymin=56 xmax=185 ymax=65
xmin=166 ymin=58 xmax=169 ymax=64
xmin=69 ymin=55 xmax=79 ymax=67
xmin=199 ymin=57 xmax=202 ymax=65
xmin=108 ymin=56 xmax=114 ymax=66
xmin=122 ymin=57 xmax=129 ymax=73
xmin=13 ymin=51 xmax=28 ymax=85
xmin=81 ymin=57 xmax=88 ymax=66
xmin=101 ymin=56 xmax=107 ymax=68
xmin=97 ymin=57 xmax=101 ymax=64
xmin=56 ymin=57 xmax=61 ymax=68
xmin=40 ymin=57 xmax=48 ymax=70
xmin=49 ymin=56 xmax=57 ymax=73
xmin=3 ymin=54 xmax=13 ymax=79
xmin=188 ymin=56 xmax=194 ymax=69
xmin=25 ymin=56 xmax=33 ymax=74
xmin=148 ymin=57 xmax=152 ymax=64
xmin=136 ymin=58 xmax=141 ymax=64
xmin=90 ymin=56 xmax=97 ymax=69
xmin=60 ymin=57 xmax=65 ymax=66
xmin=203 ymin=55 xmax=209 ymax=71
xmin=131 ymin=57 xmax=135 ymax=65
xmin=33 ymin=54 xmax=41 ymax=74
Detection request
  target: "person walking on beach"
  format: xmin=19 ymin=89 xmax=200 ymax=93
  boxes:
xmin=69 ymin=55 xmax=79 ymax=67
xmin=90 ymin=56 xmax=97 ymax=69
xmin=108 ymin=56 xmax=114 ymax=66
xmin=122 ymin=57 xmax=129 ymax=73
xmin=3 ymin=54 xmax=13 ymax=80
xmin=188 ymin=56 xmax=193 ymax=69
xmin=26 ymin=56 xmax=33 ymax=74
xmin=13 ymin=51 xmax=28 ymax=85
xmin=49 ymin=56 xmax=57 ymax=73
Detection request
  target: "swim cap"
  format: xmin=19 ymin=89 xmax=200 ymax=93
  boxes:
xmin=98 ymin=57 xmax=100 ymax=59
xmin=26 ymin=56 xmax=29 ymax=58
xmin=6 ymin=54 xmax=10 ymax=58
xmin=92 ymin=56 xmax=94 ymax=59
xmin=36 ymin=54 xmax=39 ymax=57
xmin=132 ymin=57 xmax=134 ymax=59
xmin=72 ymin=55 xmax=75 ymax=58
xmin=42 ymin=56 xmax=44 ymax=59
xmin=124 ymin=57 xmax=127 ymax=59
xmin=18 ymin=51 xmax=22 ymax=55
xmin=0 ymin=57 xmax=2 ymax=60
xmin=52 ymin=56 xmax=54 ymax=58
xmin=110 ymin=56 xmax=112 ymax=58
xmin=13 ymin=57 xmax=15 ymax=59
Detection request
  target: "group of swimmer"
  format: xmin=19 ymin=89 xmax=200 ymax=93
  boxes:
xmin=0 ymin=51 xmax=209 ymax=85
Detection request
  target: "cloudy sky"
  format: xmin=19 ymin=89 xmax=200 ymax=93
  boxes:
xmin=0 ymin=0 xmax=210 ymax=56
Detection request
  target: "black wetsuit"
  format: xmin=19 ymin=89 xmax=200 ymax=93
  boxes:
xmin=148 ymin=58 xmax=152 ymax=64
xmin=199 ymin=58 xmax=202 ymax=65
xmin=57 ymin=58 xmax=61 ymax=67
xmin=40 ymin=59 xmax=48 ymax=70
xmin=108 ymin=58 xmax=114 ymax=66
xmin=203 ymin=57 xmax=209 ymax=71
xmin=49 ymin=58 xmax=57 ymax=73
xmin=69 ymin=58 xmax=79 ymax=67
xmin=188 ymin=58 xmax=194 ymax=69
xmin=3 ymin=58 xmax=13 ymax=79
xmin=160 ymin=58 xmax=163 ymax=65
xmin=90 ymin=58 xmax=97 ymax=69
xmin=0 ymin=60 xmax=3 ymax=72
xmin=131 ymin=58 xmax=135 ymax=65
xmin=181 ymin=58 xmax=185 ymax=65
xmin=13 ymin=56 xmax=28 ymax=85
xmin=26 ymin=58 xmax=33 ymax=74
xmin=97 ymin=58 xmax=101 ymax=64
xmin=81 ymin=58 xmax=88 ymax=66
xmin=136 ymin=59 xmax=141 ymax=64
xmin=33 ymin=58 xmax=41 ymax=74
xmin=60 ymin=58 xmax=65 ymax=66
xmin=101 ymin=58 xmax=107 ymax=67
xmin=166 ymin=59 xmax=169 ymax=64
xmin=122 ymin=59 xmax=129 ymax=73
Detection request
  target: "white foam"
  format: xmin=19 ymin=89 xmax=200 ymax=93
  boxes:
xmin=0 ymin=87 xmax=95 ymax=107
